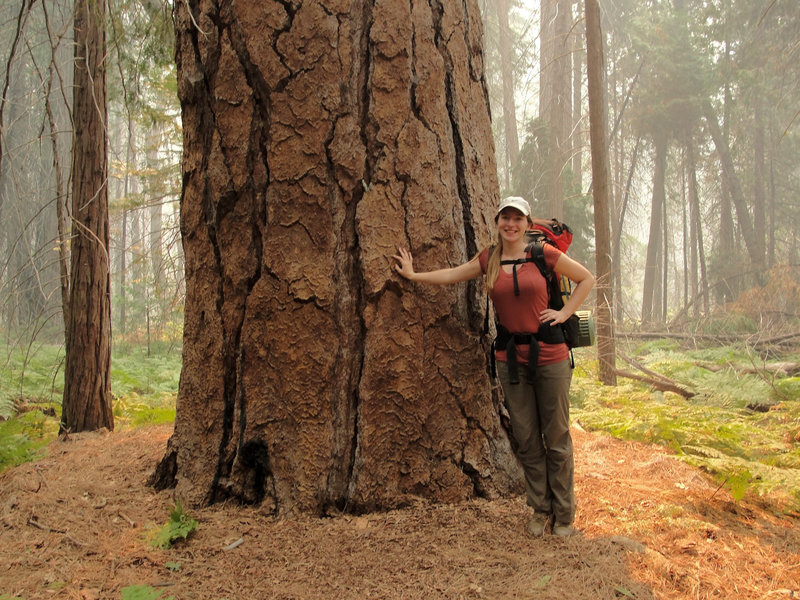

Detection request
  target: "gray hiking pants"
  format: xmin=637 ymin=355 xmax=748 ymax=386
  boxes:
xmin=497 ymin=358 xmax=575 ymax=525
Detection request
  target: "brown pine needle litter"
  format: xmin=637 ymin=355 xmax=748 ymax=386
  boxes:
xmin=0 ymin=424 xmax=797 ymax=599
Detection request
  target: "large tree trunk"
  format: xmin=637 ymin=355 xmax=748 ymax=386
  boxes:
xmin=584 ymin=0 xmax=615 ymax=385
xmin=152 ymin=0 xmax=521 ymax=514
xmin=62 ymin=0 xmax=113 ymax=433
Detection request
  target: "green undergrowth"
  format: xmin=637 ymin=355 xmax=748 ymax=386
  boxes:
xmin=571 ymin=341 xmax=800 ymax=509
xmin=110 ymin=343 xmax=181 ymax=428
xmin=0 ymin=410 xmax=59 ymax=471
xmin=0 ymin=341 xmax=180 ymax=473
xmin=4 ymin=337 xmax=800 ymax=511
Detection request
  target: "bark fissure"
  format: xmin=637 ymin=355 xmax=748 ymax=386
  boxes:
xmin=201 ymin=23 xmax=241 ymax=505
xmin=333 ymin=0 xmax=376 ymax=512
xmin=430 ymin=0 xmax=476 ymax=261
xmin=206 ymin=2 xmax=300 ymax=504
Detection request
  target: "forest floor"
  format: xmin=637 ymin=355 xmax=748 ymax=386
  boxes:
xmin=0 ymin=424 xmax=798 ymax=600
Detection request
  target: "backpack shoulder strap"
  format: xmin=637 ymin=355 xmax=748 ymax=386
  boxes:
xmin=526 ymin=236 xmax=567 ymax=310
xmin=527 ymin=238 xmax=548 ymax=279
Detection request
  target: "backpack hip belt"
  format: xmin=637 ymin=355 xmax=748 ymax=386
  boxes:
xmin=493 ymin=324 xmax=566 ymax=385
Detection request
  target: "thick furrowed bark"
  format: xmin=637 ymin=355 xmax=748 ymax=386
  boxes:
xmin=153 ymin=0 xmax=520 ymax=514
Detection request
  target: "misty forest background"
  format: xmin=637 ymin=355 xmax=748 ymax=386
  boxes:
xmin=1 ymin=1 xmax=799 ymax=504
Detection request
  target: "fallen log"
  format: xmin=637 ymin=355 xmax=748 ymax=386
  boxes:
xmin=615 ymin=351 xmax=696 ymax=399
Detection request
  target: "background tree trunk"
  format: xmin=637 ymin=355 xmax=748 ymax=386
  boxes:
xmin=641 ymin=133 xmax=666 ymax=326
xmin=584 ymin=0 xmax=615 ymax=385
xmin=62 ymin=0 xmax=113 ymax=433
xmin=753 ymin=99 xmax=766 ymax=266
xmin=152 ymin=0 xmax=521 ymax=514
xmin=703 ymin=103 xmax=759 ymax=270
xmin=496 ymin=0 xmax=519 ymax=189
xmin=612 ymin=137 xmax=639 ymax=327
xmin=539 ymin=0 xmax=572 ymax=218
xmin=571 ymin=12 xmax=583 ymax=192
xmin=686 ymin=141 xmax=708 ymax=317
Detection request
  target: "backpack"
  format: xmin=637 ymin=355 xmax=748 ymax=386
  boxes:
xmin=485 ymin=219 xmax=595 ymax=353
xmin=525 ymin=225 xmax=594 ymax=351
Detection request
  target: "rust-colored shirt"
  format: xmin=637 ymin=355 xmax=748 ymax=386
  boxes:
xmin=479 ymin=245 xmax=569 ymax=366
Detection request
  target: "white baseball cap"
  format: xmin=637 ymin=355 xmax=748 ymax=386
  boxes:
xmin=496 ymin=196 xmax=531 ymax=217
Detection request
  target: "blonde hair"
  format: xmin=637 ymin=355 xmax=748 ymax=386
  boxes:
xmin=484 ymin=230 xmax=504 ymax=292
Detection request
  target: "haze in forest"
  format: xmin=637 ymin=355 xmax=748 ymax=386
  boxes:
xmin=1 ymin=0 xmax=798 ymax=356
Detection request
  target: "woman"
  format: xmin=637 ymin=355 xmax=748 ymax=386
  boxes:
xmin=393 ymin=196 xmax=595 ymax=537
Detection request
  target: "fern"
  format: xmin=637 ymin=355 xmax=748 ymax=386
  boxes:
xmin=725 ymin=468 xmax=754 ymax=501
xmin=150 ymin=501 xmax=198 ymax=549
xmin=0 ymin=412 xmax=57 ymax=473
xmin=573 ymin=342 xmax=800 ymax=507
xmin=0 ymin=395 xmax=16 ymax=419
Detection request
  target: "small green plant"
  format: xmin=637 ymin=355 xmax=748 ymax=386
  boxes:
xmin=720 ymin=468 xmax=754 ymax=502
xmin=149 ymin=501 xmax=198 ymax=549
xmin=121 ymin=584 xmax=174 ymax=600
xmin=615 ymin=586 xmax=637 ymax=598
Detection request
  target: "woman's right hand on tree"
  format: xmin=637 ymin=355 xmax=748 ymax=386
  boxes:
xmin=393 ymin=247 xmax=415 ymax=280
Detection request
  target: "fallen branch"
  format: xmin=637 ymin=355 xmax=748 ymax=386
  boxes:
xmin=27 ymin=517 xmax=65 ymax=533
xmin=64 ymin=532 xmax=88 ymax=547
xmin=27 ymin=517 xmax=87 ymax=546
xmin=615 ymin=351 xmax=696 ymax=398
xmin=752 ymin=332 xmax=800 ymax=348
xmin=618 ymin=351 xmax=680 ymax=387
xmin=614 ymin=369 xmax=696 ymax=399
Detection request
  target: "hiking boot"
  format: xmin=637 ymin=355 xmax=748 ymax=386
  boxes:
xmin=552 ymin=522 xmax=574 ymax=537
xmin=527 ymin=513 xmax=552 ymax=536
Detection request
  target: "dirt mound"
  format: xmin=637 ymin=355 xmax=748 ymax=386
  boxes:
xmin=1 ymin=425 xmax=798 ymax=599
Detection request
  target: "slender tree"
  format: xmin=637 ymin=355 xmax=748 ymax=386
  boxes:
xmin=703 ymin=103 xmax=760 ymax=271
xmin=686 ymin=139 xmax=708 ymax=316
xmin=571 ymin=9 xmax=584 ymax=191
xmin=62 ymin=0 xmax=113 ymax=433
xmin=539 ymin=0 xmax=572 ymax=219
xmin=584 ymin=0 xmax=615 ymax=385
xmin=496 ymin=0 xmax=519 ymax=189
xmin=641 ymin=133 xmax=666 ymax=326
